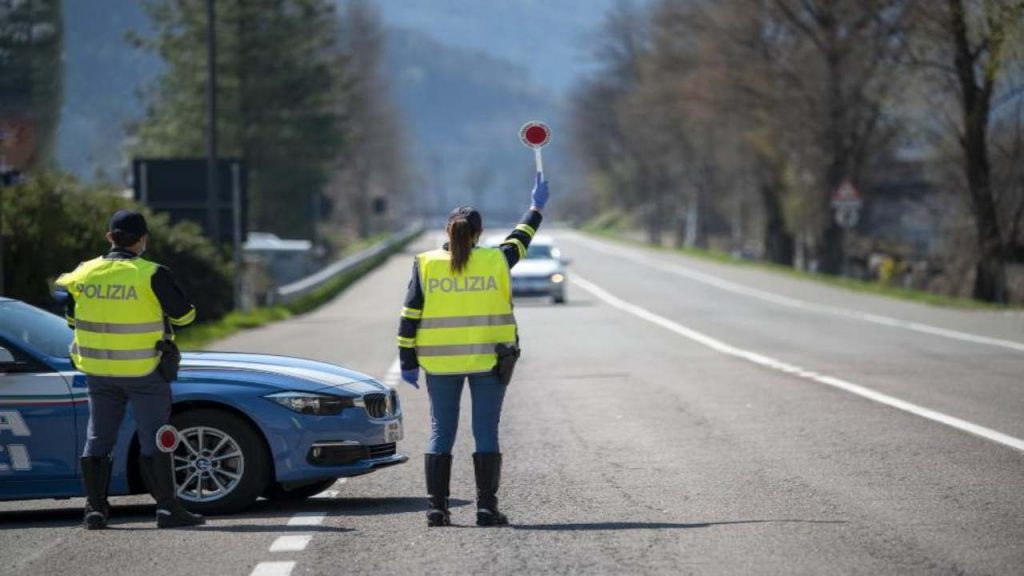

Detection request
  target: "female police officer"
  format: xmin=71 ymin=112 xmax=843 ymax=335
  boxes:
xmin=397 ymin=173 xmax=549 ymax=527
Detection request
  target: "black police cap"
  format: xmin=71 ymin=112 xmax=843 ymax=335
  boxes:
xmin=108 ymin=210 xmax=149 ymax=237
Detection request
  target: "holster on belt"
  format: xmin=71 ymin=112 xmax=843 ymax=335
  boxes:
xmin=494 ymin=343 xmax=520 ymax=387
xmin=155 ymin=339 xmax=181 ymax=383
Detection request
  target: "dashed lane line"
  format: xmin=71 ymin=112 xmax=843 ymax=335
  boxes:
xmin=287 ymin=512 xmax=326 ymax=527
xmin=565 ymin=233 xmax=1024 ymax=354
xmin=250 ymin=561 xmax=296 ymax=576
xmin=269 ymin=535 xmax=314 ymax=553
xmin=383 ymin=356 xmax=401 ymax=387
xmin=250 ymin=482 xmax=346 ymax=576
xmin=572 ymin=274 xmax=1024 ymax=453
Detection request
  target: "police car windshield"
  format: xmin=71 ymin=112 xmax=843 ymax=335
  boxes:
xmin=0 ymin=301 xmax=73 ymax=358
xmin=525 ymin=245 xmax=554 ymax=260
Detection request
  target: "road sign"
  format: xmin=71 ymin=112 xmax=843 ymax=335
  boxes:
xmin=132 ymin=157 xmax=247 ymax=246
xmin=520 ymin=121 xmax=551 ymax=176
xmin=831 ymin=179 xmax=862 ymax=229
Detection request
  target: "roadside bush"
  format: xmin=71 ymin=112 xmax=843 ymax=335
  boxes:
xmin=1 ymin=172 xmax=233 ymax=321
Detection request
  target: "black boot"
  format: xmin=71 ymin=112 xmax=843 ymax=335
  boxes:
xmin=80 ymin=456 xmax=112 ymax=530
xmin=140 ymin=453 xmax=206 ymax=528
xmin=473 ymin=452 xmax=509 ymax=526
xmin=425 ymin=453 xmax=452 ymax=527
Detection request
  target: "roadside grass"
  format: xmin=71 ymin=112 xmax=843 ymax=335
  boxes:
xmin=581 ymin=226 xmax=1015 ymax=311
xmin=175 ymin=232 xmax=416 ymax=350
xmin=175 ymin=307 xmax=292 ymax=350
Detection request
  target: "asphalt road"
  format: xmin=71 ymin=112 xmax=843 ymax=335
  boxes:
xmin=3 ymin=230 xmax=1024 ymax=575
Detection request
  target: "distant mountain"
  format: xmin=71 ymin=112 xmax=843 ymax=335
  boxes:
xmin=56 ymin=0 xmax=596 ymax=206
xmin=371 ymin=0 xmax=628 ymax=94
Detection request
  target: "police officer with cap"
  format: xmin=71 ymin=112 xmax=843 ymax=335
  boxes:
xmin=56 ymin=210 xmax=205 ymax=529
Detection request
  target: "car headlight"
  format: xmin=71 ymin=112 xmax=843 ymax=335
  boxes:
xmin=551 ymin=273 xmax=565 ymax=283
xmin=265 ymin=391 xmax=354 ymax=415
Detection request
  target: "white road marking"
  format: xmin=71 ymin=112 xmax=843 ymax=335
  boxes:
xmin=287 ymin=512 xmax=326 ymax=526
xmin=572 ymin=274 xmax=1024 ymax=453
xmin=250 ymin=561 xmax=296 ymax=576
xmin=270 ymin=535 xmax=313 ymax=553
xmin=568 ymin=233 xmax=1024 ymax=353
xmin=383 ymin=356 xmax=401 ymax=386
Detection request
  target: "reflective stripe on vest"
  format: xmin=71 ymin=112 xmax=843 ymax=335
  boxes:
xmin=55 ymin=256 xmax=166 ymax=377
xmin=71 ymin=343 xmax=160 ymax=360
xmin=416 ymin=247 xmax=515 ymax=375
xmin=418 ymin=313 xmax=516 ymax=329
xmin=72 ymin=319 xmax=166 ymax=334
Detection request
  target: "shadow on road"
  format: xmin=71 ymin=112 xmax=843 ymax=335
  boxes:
xmin=511 ymin=519 xmax=848 ymax=531
xmin=0 ymin=504 xmax=156 ymax=529
xmin=0 ymin=496 xmax=462 ymax=529
xmin=253 ymin=496 xmax=470 ymax=517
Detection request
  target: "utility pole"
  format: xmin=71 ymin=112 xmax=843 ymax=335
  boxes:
xmin=206 ymin=0 xmax=221 ymax=244
xmin=0 ymin=133 xmax=7 ymax=297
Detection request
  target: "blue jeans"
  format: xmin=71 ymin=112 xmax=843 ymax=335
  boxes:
xmin=426 ymin=372 xmax=506 ymax=454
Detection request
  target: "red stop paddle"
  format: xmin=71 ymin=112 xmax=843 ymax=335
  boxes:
xmin=520 ymin=121 xmax=551 ymax=177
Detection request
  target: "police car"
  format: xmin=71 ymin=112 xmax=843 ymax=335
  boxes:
xmin=0 ymin=297 xmax=406 ymax=514
xmin=484 ymin=234 xmax=569 ymax=304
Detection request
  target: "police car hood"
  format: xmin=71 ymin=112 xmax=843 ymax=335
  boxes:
xmin=511 ymin=259 xmax=562 ymax=278
xmin=179 ymin=352 xmax=386 ymax=395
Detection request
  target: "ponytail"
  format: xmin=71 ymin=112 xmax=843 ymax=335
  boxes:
xmin=448 ymin=218 xmax=475 ymax=274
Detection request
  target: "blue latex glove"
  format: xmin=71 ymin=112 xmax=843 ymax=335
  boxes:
xmin=401 ymin=368 xmax=420 ymax=389
xmin=531 ymin=172 xmax=549 ymax=210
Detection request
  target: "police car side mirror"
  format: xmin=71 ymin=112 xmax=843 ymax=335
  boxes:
xmin=0 ymin=346 xmax=37 ymax=374
xmin=0 ymin=346 xmax=17 ymax=370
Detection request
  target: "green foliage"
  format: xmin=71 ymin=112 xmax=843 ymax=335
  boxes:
xmin=582 ymin=209 xmax=634 ymax=233
xmin=145 ymin=214 xmax=233 ymax=322
xmin=1 ymin=173 xmax=233 ymax=320
xmin=129 ymin=0 xmax=347 ymax=240
xmin=174 ymin=306 xmax=292 ymax=350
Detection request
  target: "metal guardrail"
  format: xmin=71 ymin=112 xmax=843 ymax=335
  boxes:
xmin=273 ymin=224 xmax=423 ymax=305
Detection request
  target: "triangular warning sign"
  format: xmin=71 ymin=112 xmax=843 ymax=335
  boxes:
xmin=832 ymin=179 xmax=861 ymax=204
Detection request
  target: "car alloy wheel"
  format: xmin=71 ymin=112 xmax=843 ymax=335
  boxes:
xmin=173 ymin=425 xmax=245 ymax=503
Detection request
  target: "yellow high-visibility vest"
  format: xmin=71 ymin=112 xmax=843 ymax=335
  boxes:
xmin=55 ymin=256 xmax=167 ymax=377
xmin=416 ymin=247 xmax=516 ymax=375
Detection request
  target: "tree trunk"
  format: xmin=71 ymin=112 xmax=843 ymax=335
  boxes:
xmin=965 ymin=118 xmax=1007 ymax=301
xmin=759 ymin=181 xmax=794 ymax=266
xmin=948 ymin=0 xmax=1008 ymax=302
xmin=819 ymin=24 xmax=846 ymax=276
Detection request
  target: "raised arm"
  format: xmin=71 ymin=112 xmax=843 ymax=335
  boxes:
xmin=499 ymin=172 xmax=548 ymax=268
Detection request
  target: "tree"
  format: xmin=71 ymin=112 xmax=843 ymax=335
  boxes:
xmin=129 ymin=0 xmax=347 ymax=241
xmin=1 ymin=173 xmax=232 ymax=319
xmin=328 ymin=0 xmax=409 ymax=240
xmin=926 ymin=0 xmax=1023 ymax=302
xmin=765 ymin=0 xmax=914 ymax=274
xmin=0 ymin=0 xmax=62 ymax=170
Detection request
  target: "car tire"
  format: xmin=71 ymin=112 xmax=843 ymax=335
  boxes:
xmin=169 ymin=408 xmax=271 ymax=515
xmin=264 ymin=479 xmax=338 ymax=502
xmin=553 ymin=293 xmax=566 ymax=304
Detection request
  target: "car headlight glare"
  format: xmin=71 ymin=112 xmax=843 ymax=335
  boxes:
xmin=551 ymin=273 xmax=565 ymax=283
xmin=265 ymin=391 xmax=353 ymax=415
